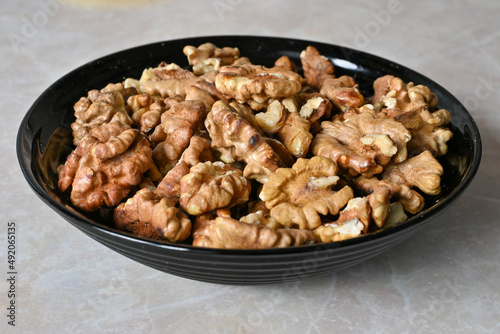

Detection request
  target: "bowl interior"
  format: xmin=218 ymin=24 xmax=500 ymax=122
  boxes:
xmin=17 ymin=36 xmax=481 ymax=283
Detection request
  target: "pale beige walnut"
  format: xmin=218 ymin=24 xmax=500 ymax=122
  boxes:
xmin=152 ymin=100 xmax=205 ymax=174
xmin=114 ymin=188 xmax=191 ymax=242
xmin=300 ymin=46 xmax=335 ymax=90
xmin=71 ymin=85 xmax=133 ymax=145
xmin=311 ymin=112 xmax=411 ymax=177
xmin=58 ymin=122 xmax=153 ymax=212
xmin=179 ymin=161 xmax=251 ymax=216
xmin=183 ymin=43 xmax=240 ymax=75
xmin=392 ymin=107 xmax=453 ymax=156
xmin=192 ymin=217 xmax=314 ymax=249
xmin=373 ymin=75 xmax=453 ymax=156
xmin=215 ymin=65 xmax=302 ymax=111
xmin=320 ymin=76 xmax=365 ymax=112
xmin=382 ymin=150 xmax=444 ymax=195
xmin=314 ymin=197 xmax=371 ymax=243
xmin=205 ymin=100 xmax=283 ymax=183
xmin=140 ymin=62 xmax=207 ymax=99
xmin=259 ymin=157 xmax=354 ymax=229
xmin=156 ymin=136 xmax=213 ymax=201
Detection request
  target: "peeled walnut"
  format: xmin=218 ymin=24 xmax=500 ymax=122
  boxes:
xmin=320 ymin=76 xmax=365 ymax=112
xmin=311 ymin=112 xmax=411 ymax=177
xmin=152 ymin=100 xmax=205 ymax=174
xmin=215 ymin=65 xmax=302 ymax=111
xmin=205 ymin=100 xmax=283 ymax=183
xmin=192 ymin=217 xmax=314 ymax=249
xmin=382 ymin=150 xmax=444 ymax=195
xmin=114 ymin=188 xmax=191 ymax=242
xmin=314 ymin=197 xmax=371 ymax=243
xmin=179 ymin=161 xmax=251 ymax=216
xmin=71 ymin=86 xmax=133 ymax=145
xmin=183 ymin=43 xmax=240 ymax=75
xmin=58 ymin=122 xmax=152 ymax=212
xmin=259 ymin=157 xmax=354 ymax=229
xmin=300 ymin=46 xmax=335 ymax=90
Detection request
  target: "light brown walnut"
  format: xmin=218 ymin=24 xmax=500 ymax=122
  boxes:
xmin=298 ymin=92 xmax=332 ymax=124
xmin=259 ymin=157 xmax=354 ymax=229
xmin=205 ymin=100 xmax=283 ymax=183
xmin=300 ymin=46 xmax=335 ymax=90
xmin=114 ymin=188 xmax=191 ymax=242
xmin=215 ymin=65 xmax=302 ymax=111
xmin=314 ymin=197 xmax=371 ymax=242
xmin=277 ymin=109 xmax=313 ymax=158
xmin=152 ymin=100 xmax=205 ymax=174
xmin=373 ymin=75 xmax=453 ymax=156
xmin=58 ymin=122 xmax=152 ymax=212
xmin=320 ymin=76 xmax=365 ymax=112
xmin=311 ymin=111 xmax=411 ymax=177
xmin=273 ymin=55 xmax=298 ymax=73
xmin=192 ymin=217 xmax=314 ymax=249
xmin=183 ymin=42 xmax=240 ymax=75
xmin=156 ymin=136 xmax=213 ymax=201
xmin=71 ymin=86 xmax=133 ymax=145
xmin=179 ymin=161 xmax=251 ymax=216
xmin=126 ymin=93 xmax=165 ymax=133
xmin=382 ymin=150 xmax=444 ymax=195
xmin=355 ymin=176 xmax=425 ymax=218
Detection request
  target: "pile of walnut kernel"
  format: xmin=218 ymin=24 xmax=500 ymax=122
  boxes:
xmin=57 ymin=43 xmax=453 ymax=249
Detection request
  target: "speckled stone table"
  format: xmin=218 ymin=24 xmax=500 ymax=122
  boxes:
xmin=1 ymin=0 xmax=499 ymax=333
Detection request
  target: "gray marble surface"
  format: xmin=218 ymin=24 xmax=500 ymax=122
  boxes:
xmin=1 ymin=0 xmax=499 ymax=333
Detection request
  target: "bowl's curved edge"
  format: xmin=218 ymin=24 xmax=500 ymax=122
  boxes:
xmin=16 ymin=35 xmax=483 ymax=284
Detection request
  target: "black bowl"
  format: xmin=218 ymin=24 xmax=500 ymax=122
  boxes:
xmin=17 ymin=36 xmax=481 ymax=285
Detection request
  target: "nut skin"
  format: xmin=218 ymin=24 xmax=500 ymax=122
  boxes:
xmin=71 ymin=84 xmax=133 ymax=145
xmin=179 ymin=161 xmax=251 ymax=216
xmin=311 ymin=111 xmax=411 ymax=177
xmin=382 ymin=150 xmax=444 ymax=195
xmin=114 ymin=188 xmax=191 ymax=242
xmin=192 ymin=217 xmax=314 ymax=249
xmin=58 ymin=122 xmax=153 ymax=212
xmin=374 ymin=75 xmax=453 ymax=156
xmin=215 ymin=64 xmax=302 ymax=111
xmin=320 ymin=76 xmax=364 ymax=112
xmin=152 ymin=100 xmax=205 ymax=174
xmin=260 ymin=156 xmax=354 ymax=229
xmin=205 ymin=100 xmax=283 ymax=183
xmin=300 ymin=46 xmax=335 ymax=90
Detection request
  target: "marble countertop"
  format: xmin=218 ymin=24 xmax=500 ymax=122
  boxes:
xmin=2 ymin=0 xmax=499 ymax=333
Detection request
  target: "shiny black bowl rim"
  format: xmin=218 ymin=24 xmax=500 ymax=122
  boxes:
xmin=17 ymin=36 xmax=482 ymax=268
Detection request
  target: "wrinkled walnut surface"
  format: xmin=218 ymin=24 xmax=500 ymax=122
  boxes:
xmin=58 ymin=42 xmax=453 ymax=248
